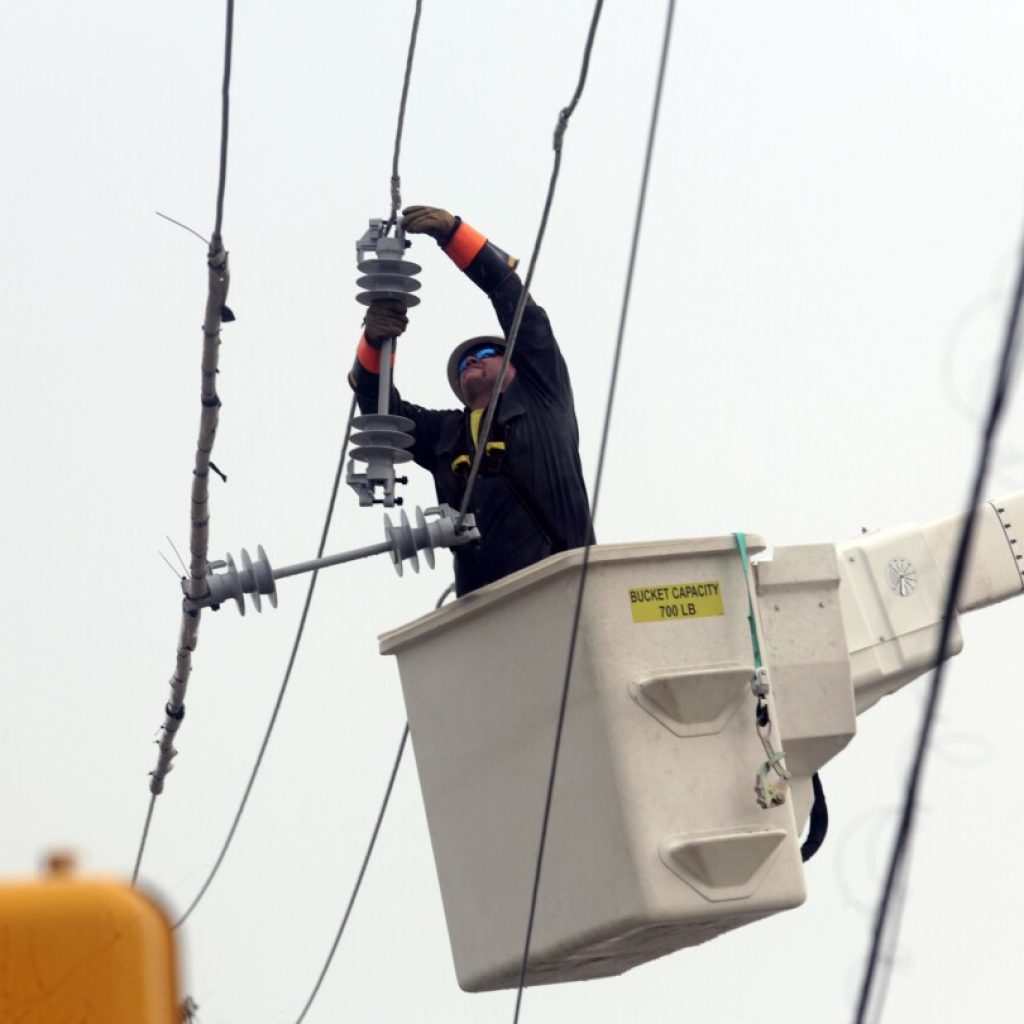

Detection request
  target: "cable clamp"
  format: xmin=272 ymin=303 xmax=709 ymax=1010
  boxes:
xmin=751 ymin=666 xmax=770 ymax=698
xmin=553 ymin=107 xmax=570 ymax=149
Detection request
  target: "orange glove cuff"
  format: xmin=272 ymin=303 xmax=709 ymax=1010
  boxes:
xmin=355 ymin=333 xmax=397 ymax=373
xmin=444 ymin=222 xmax=487 ymax=271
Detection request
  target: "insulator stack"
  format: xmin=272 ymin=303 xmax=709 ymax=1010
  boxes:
xmin=198 ymin=544 xmax=277 ymax=615
xmin=355 ymin=257 xmax=422 ymax=309
xmin=347 ymin=411 xmax=415 ymax=508
xmin=384 ymin=505 xmax=479 ymax=577
xmin=183 ymin=505 xmax=480 ymax=614
xmin=348 ymin=218 xmax=422 ymax=508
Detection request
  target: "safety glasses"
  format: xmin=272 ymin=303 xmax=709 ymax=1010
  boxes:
xmin=458 ymin=345 xmax=501 ymax=376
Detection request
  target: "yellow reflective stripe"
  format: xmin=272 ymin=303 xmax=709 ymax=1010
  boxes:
xmin=450 ymin=442 xmax=507 ymax=475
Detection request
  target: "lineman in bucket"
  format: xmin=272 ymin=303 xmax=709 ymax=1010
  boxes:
xmin=349 ymin=205 xmax=593 ymax=596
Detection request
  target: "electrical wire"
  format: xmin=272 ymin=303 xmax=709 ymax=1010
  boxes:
xmin=292 ymin=725 xmax=409 ymax=1024
xmin=290 ymin=582 xmax=453 ymax=1023
xmin=132 ymin=0 xmax=236 ymax=887
xmin=131 ymin=793 xmax=157 ymax=885
xmin=388 ymin=0 xmax=423 ymax=229
xmin=512 ymin=1 xmax=676 ymax=1018
xmin=852 ymin=212 xmax=1024 ymax=1023
xmin=171 ymin=0 xmax=427 ymax=930
xmin=213 ymin=0 xmax=234 ymax=241
xmin=456 ymin=0 xmax=605 ymax=526
xmin=866 ymin=856 xmax=912 ymax=1024
xmin=281 ymin=2 xmax=609 ymax=1003
xmin=173 ymin=394 xmax=358 ymax=929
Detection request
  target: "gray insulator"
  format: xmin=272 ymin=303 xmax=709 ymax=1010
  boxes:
xmin=350 ymin=428 xmax=415 ymax=450
xmin=354 ymin=412 xmax=415 ymax=433
xmin=190 ymin=545 xmax=277 ymax=615
xmin=356 ymin=272 xmax=421 ymax=291
xmin=183 ymin=506 xmax=481 ymax=615
xmin=205 ymin=552 xmax=245 ymax=614
xmin=357 ymin=257 xmax=420 ymax=275
xmin=383 ymin=504 xmax=480 ymax=577
xmin=241 ymin=547 xmax=260 ymax=613
xmin=348 ymin=413 xmax=417 ymax=506
xmin=417 ymin=506 xmax=436 ymax=570
xmin=350 ymin=445 xmax=414 ymax=464
xmin=356 ymin=270 xmax=422 ymax=302
xmin=350 ymin=216 xmax=421 ymax=510
xmin=386 ymin=508 xmax=418 ymax=577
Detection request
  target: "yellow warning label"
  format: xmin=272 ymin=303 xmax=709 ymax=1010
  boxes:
xmin=628 ymin=581 xmax=724 ymax=623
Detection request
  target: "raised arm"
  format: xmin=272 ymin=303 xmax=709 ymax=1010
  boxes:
xmin=402 ymin=206 xmax=572 ymax=406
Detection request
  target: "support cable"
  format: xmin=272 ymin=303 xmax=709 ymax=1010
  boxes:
xmin=292 ymin=726 xmax=409 ymax=1024
xmin=457 ymin=0 xmax=604 ymax=526
xmin=132 ymin=0 xmax=236 ymax=886
xmin=852 ymin=208 xmax=1024 ymax=1023
xmin=512 ymin=1 xmax=676 ymax=1019
xmin=387 ymin=0 xmax=424 ymax=229
xmin=173 ymin=394 xmax=358 ymax=929
xmin=290 ymin=583 xmax=452 ymax=1024
xmin=130 ymin=794 xmax=157 ymax=886
xmin=170 ymin=0 xmax=426 ymax=924
xmin=213 ymin=0 xmax=234 ymax=240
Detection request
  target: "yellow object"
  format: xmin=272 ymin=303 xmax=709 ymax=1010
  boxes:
xmin=627 ymin=580 xmax=725 ymax=622
xmin=0 ymin=854 xmax=179 ymax=1023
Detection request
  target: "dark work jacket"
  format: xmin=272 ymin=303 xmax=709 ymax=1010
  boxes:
xmin=350 ymin=231 xmax=594 ymax=596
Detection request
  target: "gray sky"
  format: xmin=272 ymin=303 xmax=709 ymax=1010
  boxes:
xmin=3 ymin=1 xmax=1024 ymax=1021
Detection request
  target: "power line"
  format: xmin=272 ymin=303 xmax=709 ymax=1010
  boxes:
xmin=213 ymin=0 xmax=234 ymax=240
xmin=852 ymin=210 xmax=1024 ymax=1022
xmin=288 ymin=581 xmax=452 ymax=1019
xmin=511 ymin=0 xmax=676 ymax=1019
xmin=292 ymin=724 xmax=410 ymax=1024
xmin=173 ymin=394 xmax=358 ymax=929
xmin=284 ymin=4 xmax=614 ymax=1013
xmin=132 ymin=0 xmax=236 ymax=887
xmin=291 ymin=581 xmax=452 ymax=1023
xmin=131 ymin=793 xmax=156 ymax=885
xmin=388 ymin=0 xmax=423 ymax=228
xmin=150 ymin=0 xmax=423 ymax=921
xmin=168 ymin=0 xmax=428 ymax=933
xmin=456 ymin=0 xmax=605 ymax=525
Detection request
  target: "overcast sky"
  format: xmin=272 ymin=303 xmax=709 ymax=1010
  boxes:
xmin=3 ymin=1 xmax=1024 ymax=1021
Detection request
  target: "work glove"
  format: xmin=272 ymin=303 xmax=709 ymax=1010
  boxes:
xmin=363 ymin=298 xmax=408 ymax=346
xmin=401 ymin=205 xmax=457 ymax=243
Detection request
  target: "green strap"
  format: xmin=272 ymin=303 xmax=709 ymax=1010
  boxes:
xmin=734 ymin=531 xmax=763 ymax=670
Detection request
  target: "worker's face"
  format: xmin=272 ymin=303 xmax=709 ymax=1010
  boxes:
xmin=460 ymin=350 xmax=515 ymax=407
